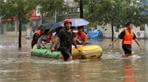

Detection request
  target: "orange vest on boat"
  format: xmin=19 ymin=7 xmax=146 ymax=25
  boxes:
xmin=123 ymin=29 xmax=134 ymax=45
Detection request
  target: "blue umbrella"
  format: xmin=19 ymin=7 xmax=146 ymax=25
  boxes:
xmin=49 ymin=22 xmax=63 ymax=31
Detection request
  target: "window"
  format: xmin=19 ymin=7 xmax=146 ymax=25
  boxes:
xmin=7 ymin=22 xmax=15 ymax=31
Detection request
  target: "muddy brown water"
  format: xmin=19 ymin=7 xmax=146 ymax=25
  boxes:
xmin=0 ymin=35 xmax=147 ymax=82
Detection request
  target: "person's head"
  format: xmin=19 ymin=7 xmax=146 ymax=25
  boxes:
xmin=125 ymin=22 xmax=133 ymax=30
xmin=78 ymin=26 xmax=83 ymax=32
xmin=38 ymin=26 xmax=45 ymax=33
xmin=36 ymin=26 xmax=44 ymax=35
xmin=64 ymin=19 xmax=72 ymax=29
xmin=36 ymin=27 xmax=41 ymax=30
xmin=43 ymin=29 xmax=50 ymax=35
xmin=41 ymin=39 xmax=46 ymax=44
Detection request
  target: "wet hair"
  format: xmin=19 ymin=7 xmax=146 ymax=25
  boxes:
xmin=125 ymin=22 xmax=131 ymax=27
xmin=42 ymin=39 xmax=47 ymax=42
xmin=77 ymin=26 xmax=83 ymax=30
xmin=36 ymin=26 xmax=44 ymax=32
xmin=44 ymin=29 xmax=50 ymax=34
xmin=37 ymin=27 xmax=41 ymax=30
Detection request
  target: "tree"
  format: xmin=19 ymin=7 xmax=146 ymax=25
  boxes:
xmin=0 ymin=0 xmax=36 ymax=49
xmin=77 ymin=0 xmax=148 ymax=41
xmin=0 ymin=0 xmax=67 ymax=49
xmin=82 ymin=0 xmax=116 ymax=41
xmin=36 ymin=0 xmax=65 ymax=23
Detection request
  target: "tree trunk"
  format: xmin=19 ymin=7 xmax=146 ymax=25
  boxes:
xmin=18 ymin=14 xmax=22 ymax=49
xmin=111 ymin=23 xmax=114 ymax=41
xmin=80 ymin=0 xmax=83 ymax=18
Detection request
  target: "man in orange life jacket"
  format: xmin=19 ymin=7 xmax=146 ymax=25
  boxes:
xmin=110 ymin=22 xmax=142 ymax=57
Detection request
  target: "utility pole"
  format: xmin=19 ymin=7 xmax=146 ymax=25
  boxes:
xmin=80 ymin=0 xmax=83 ymax=18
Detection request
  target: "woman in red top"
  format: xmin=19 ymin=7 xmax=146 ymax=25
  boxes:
xmin=76 ymin=26 xmax=88 ymax=45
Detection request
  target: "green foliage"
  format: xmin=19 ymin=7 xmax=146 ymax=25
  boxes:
xmin=37 ymin=0 xmax=65 ymax=17
xmin=0 ymin=0 xmax=36 ymax=23
xmin=0 ymin=0 xmax=147 ymax=26
xmin=81 ymin=0 xmax=147 ymax=27
xmin=0 ymin=0 xmax=66 ymax=24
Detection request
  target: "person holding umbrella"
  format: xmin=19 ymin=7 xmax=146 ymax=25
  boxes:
xmin=51 ymin=19 xmax=78 ymax=61
xmin=75 ymin=26 xmax=88 ymax=45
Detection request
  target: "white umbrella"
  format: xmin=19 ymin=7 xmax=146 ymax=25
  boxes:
xmin=71 ymin=18 xmax=89 ymax=27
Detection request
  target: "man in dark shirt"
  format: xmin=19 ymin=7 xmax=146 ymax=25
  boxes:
xmin=51 ymin=19 xmax=78 ymax=61
xmin=110 ymin=22 xmax=142 ymax=57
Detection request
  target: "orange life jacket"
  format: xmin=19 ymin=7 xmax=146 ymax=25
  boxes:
xmin=123 ymin=29 xmax=134 ymax=44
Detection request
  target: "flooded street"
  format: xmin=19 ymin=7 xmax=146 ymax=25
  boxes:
xmin=0 ymin=35 xmax=148 ymax=82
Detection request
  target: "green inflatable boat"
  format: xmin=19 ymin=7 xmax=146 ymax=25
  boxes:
xmin=31 ymin=49 xmax=61 ymax=59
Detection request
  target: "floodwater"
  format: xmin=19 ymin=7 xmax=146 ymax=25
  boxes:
xmin=0 ymin=35 xmax=147 ymax=82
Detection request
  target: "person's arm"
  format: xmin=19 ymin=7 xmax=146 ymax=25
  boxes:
xmin=109 ymin=30 xmax=125 ymax=46
xmin=50 ymin=30 xmax=62 ymax=51
xmin=31 ymin=33 xmax=36 ymax=48
xmin=135 ymin=39 xmax=143 ymax=50
xmin=82 ymin=33 xmax=88 ymax=45
xmin=71 ymin=32 xmax=79 ymax=48
xmin=50 ymin=36 xmax=59 ymax=51
xmin=37 ymin=35 xmax=44 ymax=45
xmin=73 ymin=40 xmax=78 ymax=48
xmin=133 ymin=33 xmax=143 ymax=50
xmin=109 ymin=38 xmax=119 ymax=46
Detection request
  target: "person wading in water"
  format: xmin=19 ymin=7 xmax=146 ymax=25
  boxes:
xmin=51 ymin=19 xmax=78 ymax=61
xmin=109 ymin=22 xmax=143 ymax=57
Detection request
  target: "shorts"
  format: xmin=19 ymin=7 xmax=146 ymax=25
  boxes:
xmin=59 ymin=46 xmax=72 ymax=61
xmin=122 ymin=44 xmax=132 ymax=56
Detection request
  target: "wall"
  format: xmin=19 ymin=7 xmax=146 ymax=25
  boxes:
xmin=97 ymin=24 xmax=116 ymax=38
xmin=144 ymin=24 xmax=148 ymax=38
xmin=97 ymin=24 xmax=148 ymax=39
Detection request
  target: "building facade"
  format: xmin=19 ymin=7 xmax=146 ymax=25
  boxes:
xmin=57 ymin=0 xmax=79 ymax=21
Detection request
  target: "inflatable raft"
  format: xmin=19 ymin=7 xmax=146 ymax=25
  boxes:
xmin=72 ymin=45 xmax=103 ymax=59
xmin=31 ymin=45 xmax=103 ymax=59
